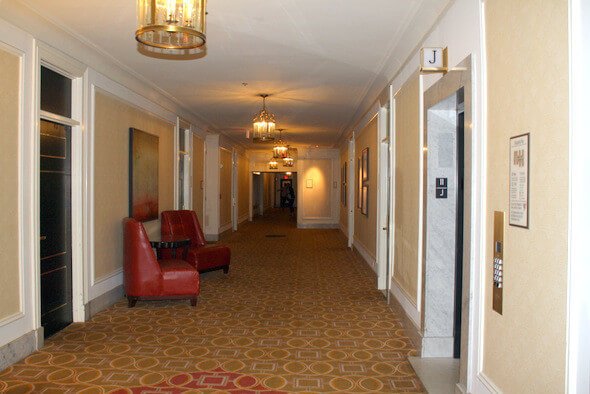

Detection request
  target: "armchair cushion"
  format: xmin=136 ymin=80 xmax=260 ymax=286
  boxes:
xmin=187 ymin=245 xmax=231 ymax=272
xmin=160 ymin=259 xmax=200 ymax=296
xmin=161 ymin=210 xmax=231 ymax=273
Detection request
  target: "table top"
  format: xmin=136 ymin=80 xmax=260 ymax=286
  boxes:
xmin=149 ymin=236 xmax=191 ymax=249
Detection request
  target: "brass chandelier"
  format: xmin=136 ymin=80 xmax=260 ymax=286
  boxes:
xmin=136 ymin=0 xmax=207 ymax=50
xmin=268 ymin=158 xmax=278 ymax=170
xmin=252 ymin=94 xmax=276 ymax=143
xmin=282 ymin=146 xmax=294 ymax=167
xmin=272 ymin=129 xmax=288 ymax=158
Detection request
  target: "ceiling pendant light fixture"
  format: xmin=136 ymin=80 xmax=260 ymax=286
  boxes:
xmin=252 ymin=94 xmax=276 ymax=143
xmin=282 ymin=156 xmax=294 ymax=167
xmin=268 ymin=158 xmax=278 ymax=170
xmin=136 ymin=0 xmax=206 ymax=50
xmin=272 ymin=129 xmax=288 ymax=158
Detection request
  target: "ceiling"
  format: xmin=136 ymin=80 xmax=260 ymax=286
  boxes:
xmin=22 ymin=0 xmax=450 ymax=148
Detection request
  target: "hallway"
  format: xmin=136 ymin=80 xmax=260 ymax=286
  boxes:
xmin=0 ymin=212 xmax=423 ymax=392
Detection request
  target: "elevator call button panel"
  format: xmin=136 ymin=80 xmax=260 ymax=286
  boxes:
xmin=493 ymin=211 xmax=504 ymax=314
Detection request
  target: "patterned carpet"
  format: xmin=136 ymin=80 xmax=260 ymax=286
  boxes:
xmin=0 ymin=210 xmax=423 ymax=393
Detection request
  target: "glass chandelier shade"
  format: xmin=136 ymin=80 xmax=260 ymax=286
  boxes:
xmin=272 ymin=139 xmax=288 ymax=158
xmin=136 ymin=0 xmax=206 ymax=50
xmin=252 ymin=95 xmax=276 ymax=143
xmin=282 ymin=156 xmax=294 ymax=167
xmin=268 ymin=159 xmax=278 ymax=170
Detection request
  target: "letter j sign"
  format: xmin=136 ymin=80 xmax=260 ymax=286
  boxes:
xmin=420 ymin=47 xmax=448 ymax=73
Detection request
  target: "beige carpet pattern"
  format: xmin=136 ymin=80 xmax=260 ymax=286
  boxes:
xmin=0 ymin=211 xmax=423 ymax=393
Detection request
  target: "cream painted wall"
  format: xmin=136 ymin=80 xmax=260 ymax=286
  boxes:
xmin=482 ymin=1 xmax=569 ymax=391
xmin=300 ymin=159 xmax=333 ymax=220
xmin=354 ymin=118 xmax=378 ymax=259
xmin=0 ymin=48 xmax=21 ymax=320
xmin=237 ymin=154 xmax=249 ymax=218
xmin=219 ymin=148 xmax=232 ymax=228
xmin=393 ymin=74 xmax=421 ymax=306
xmin=94 ymin=92 xmax=175 ymax=279
xmin=192 ymin=134 xmax=204 ymax=225
xmin=339 ymin=143 xmax=348 ymax=232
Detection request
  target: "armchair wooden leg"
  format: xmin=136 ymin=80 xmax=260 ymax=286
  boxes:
xmin=223 ymin=265 xmax=229 ymax=274
xmin=127 ymin=296 xmax=138 ymax=308
xmin=190 ymin=297 xmax=198 ymax=306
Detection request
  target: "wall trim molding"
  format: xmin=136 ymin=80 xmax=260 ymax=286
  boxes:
xmin=85 ymin=284 xmax=124 ymax=321
xmin=353 ymin=238 xmax=377 ymax=274
xmin=219 ymin=222 xmax=233 ymax=234
xmin=89 ymin=269 xmax=123 ymax=301
xmin=474 ymin=372 xmax=498 ymax=394
xmin=238 ymin=213 xmax=249 ymax=225
xmin=297 ymin=222 xmax=339 ymax=229
xmin=389 ymin=278 xmax=420 ymax=329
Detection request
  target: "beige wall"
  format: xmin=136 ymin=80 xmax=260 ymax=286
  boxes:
xmin=339 ymin=143 xmax=348 ymax=231
xmin=0 ymin=48 xmax=21 ymax=320
xmin=94 ymin=92 xmax=175 ymax=279
xmin=192 ymin=134 xmax=204 ymax=225
xmin=219 ymin=148 xmax=232 ymax=228
xmin=300 ymin=159 xmax=333 ymax=219
xmin=393 ymin=74 xmax=421 ymax=305
xmin=482 ymin=1 xmax=569 ymax=391
xmin=354 ymin=118 xmax=378 ymax=258
xmin=237 ymin=154 xmax=249 ymax=218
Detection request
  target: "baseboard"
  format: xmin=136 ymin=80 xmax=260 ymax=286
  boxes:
xmin=85 ymin=284 xmax=125 ymax=320
xmin=338 ymin=222 xmax=347 ymax=237
xmin=297 ymin=222 xmax=339 ymax=229
xmin=89 ymin=268 xmax=123 ymax=301
xmin=474 ymin=372 xmax=499 ymax=394
xmin=387 ymin=285 xmax=422 ymax=351
xmin=353 ymin=239 xmax=377 ymax=274
xmin=219 ymin=222 xmax=233 ymax=234
xmin=238 ymin=213 xmax=248 ymax=224
xmin=0 ymin=327 xmax=43 ymax=371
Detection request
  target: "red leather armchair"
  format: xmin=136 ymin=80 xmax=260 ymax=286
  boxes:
xmin=123 ymin=217 xmax=200 ymax=307
xmin=161 ymin=210 xmax=231 ymax=273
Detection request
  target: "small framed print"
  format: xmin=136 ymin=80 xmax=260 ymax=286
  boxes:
xmin=357 ymin=157 xmax=362 ymax=209
xmin=509 ymin=133 xmax=530 ymax=228
xmin=361 ymin=185 xmax=369 ymax=216
xmin=306 ymin=179 xmax=313 ymax=188
xmin=362 ymin=148 xmax=369 ymax=182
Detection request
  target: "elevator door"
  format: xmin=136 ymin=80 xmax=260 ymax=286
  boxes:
xmin=40 ymin=119 xmax=73 ymax=338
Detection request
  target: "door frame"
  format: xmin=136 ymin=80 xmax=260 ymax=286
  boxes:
xmin=567 ymin=0 xmax=590 ymax=391
xmin=421 ymin=56 xmax=477 ymax=390
xmin=376 ymin=106 xmax=390 ymax=290
xmin=36 ymin=44 xmax=87 ymax=326
xmin=347 ymin=138 xmax=355 ymax=248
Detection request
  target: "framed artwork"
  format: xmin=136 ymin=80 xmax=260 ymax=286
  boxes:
xmin=361 ymin=185 xmax=368 ymax=216
xmin=341 ymin=162 xmax=347 ymax=206
xmin=357 ymin=157 xmax=362 ymax=209
xmin=129 ymin=127 xmax=159 ymax=222
xmin=509 ymin=133 xmax=530 ymax=228
xmin=362 ymin=147 xmax=369 ymax=182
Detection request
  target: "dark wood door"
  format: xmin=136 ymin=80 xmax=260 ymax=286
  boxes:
xmin=40 ymin=119 xmax=72 ymax=338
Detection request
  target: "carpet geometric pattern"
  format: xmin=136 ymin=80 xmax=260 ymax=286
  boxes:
xmin=0 ymin=210 xmax=423 ymax=393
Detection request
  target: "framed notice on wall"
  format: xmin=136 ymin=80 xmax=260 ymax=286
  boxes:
xmin=509 ymin=133 xmax=529 ymax=228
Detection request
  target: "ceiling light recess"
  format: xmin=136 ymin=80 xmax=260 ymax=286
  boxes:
xmin=252 ymin=94 xmax=276 ymax=143
xmin=136 ymin=0 xmax=206 ymax=50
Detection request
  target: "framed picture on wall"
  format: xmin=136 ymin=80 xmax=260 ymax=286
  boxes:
xmin=361 ymin=185 xmax=368 ymax=216
xmin=362 ymin=147 xmax=369 ymax=182
xmin=129 ymin=127 xmax=159 ymax=222
xmin=357 ymin=157 xmax=362 ymax=209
